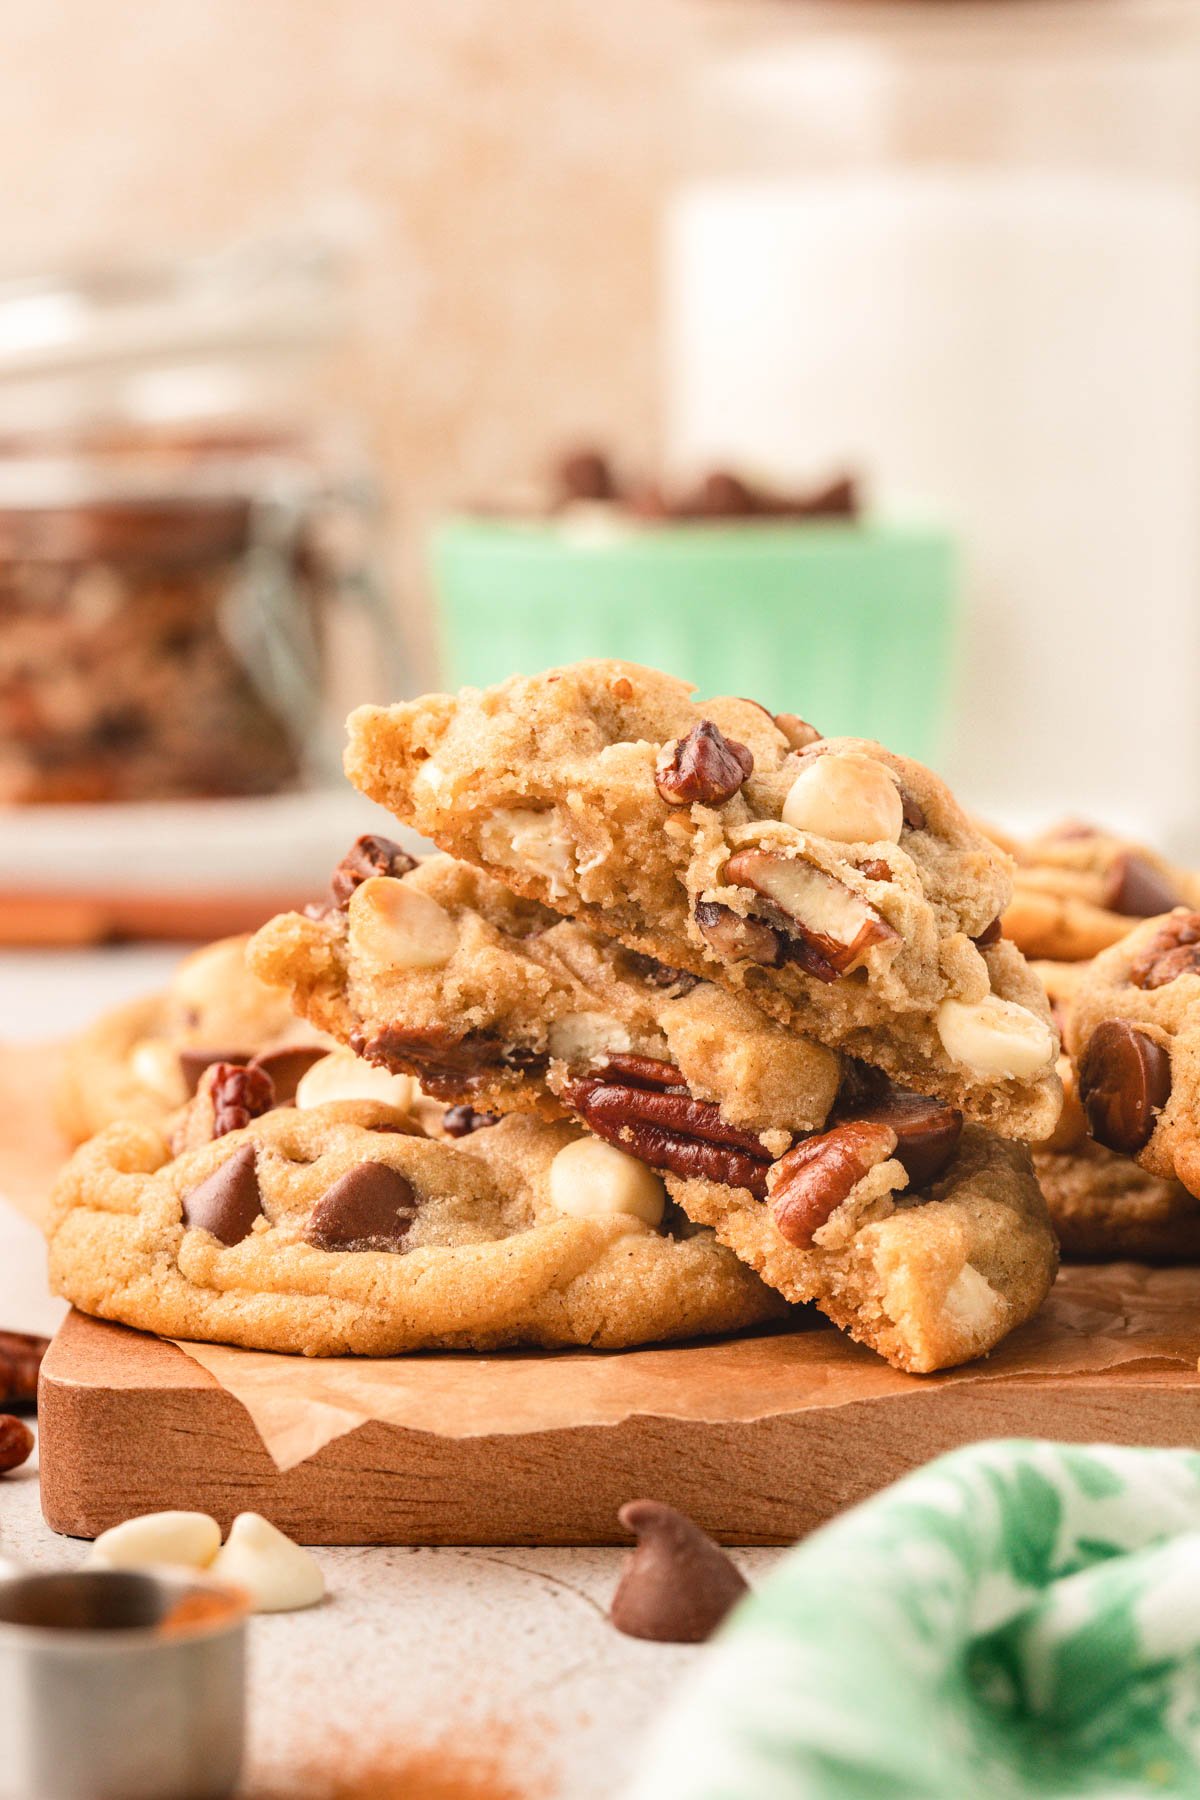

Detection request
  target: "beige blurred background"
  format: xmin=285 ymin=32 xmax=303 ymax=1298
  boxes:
xmin=0 ymin=0 xmax=696 ymax=680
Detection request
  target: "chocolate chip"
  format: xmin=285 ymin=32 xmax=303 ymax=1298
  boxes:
xmin=181 ymin=1145 xmax=264 ymax=1245
xmin=248 ymin=1045 xmax=328 ymax=1105
xmin=900 ymin=791 xmax=926 ymax=831
xmin=178 ymin=1048 xmax=251 ymax=1097
xmin=611 ymin=1500 xmax=748 ymax=1643
xmin=553 ymin=448 xmax=618 ymax=505
xmin=305 ymin=1163 xmax=418 ymax=1252
xmin=620 ymin=950 xmax=700 ymax=995
xmin=654 ymin=721 xmax=754 ymax=808
xmin=973 ymin=917 xmax=1002 ymax=948
xmin=850 ymin=1089 xmax=963 ymax=1188
xmin=1078 ymin=1020 xmax=1172 ymax=1155
xmin=1102 ymin=852 xmax=1181 ymax=919
xmin=329 ymin=834 xmax=417 ymax=910
xmin=442 ymin=1105 xmax=501 ymax=1138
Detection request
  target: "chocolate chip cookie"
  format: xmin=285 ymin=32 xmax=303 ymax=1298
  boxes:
xmin=345 ymin=661 xmax=1060 ymax=1139
xmin=1002 ymin=822 xmax=1198 ymax=963
xmin=249 ymin=846 xmax=1055 ymax=1371
xmin=248 ymin=850 xmax=843 ymax=1146
xmin=47 ymin=1106 xmax=789 ymax=1356
xmin=1066 ymin=910 xmax=1200 ymax=1197
xmin=55 ymin=935 xmax=333 ymax=1145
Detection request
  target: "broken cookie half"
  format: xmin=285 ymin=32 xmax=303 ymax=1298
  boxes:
xmin=343 ymin=661 xmax=1061 ymax=1140
xmin=248 ymin=848 xmax=1056 ymax=1372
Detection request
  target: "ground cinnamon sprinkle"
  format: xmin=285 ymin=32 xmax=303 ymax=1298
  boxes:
xmin=245 ymin=1723 xmax=552 ymax=1800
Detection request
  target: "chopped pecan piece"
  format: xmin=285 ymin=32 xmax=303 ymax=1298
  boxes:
xmin=560 ymin=1075 xmax=772 ymax=1196
xmin=328 ymin=834 xmax=418 ymax=910
xmin=723 ymin=848 xmax=899 ymax=980
xmin=655 ymin=722 xmax=753 ymax=808
xmin=354 ymin=1026 xmax=548 ymax=1100
xmin=694 ymin=900 xmax=785 ymax=968
xmin=856 ymin=858 xmax=893 ymax=884
xmin=768 ymin=1120 xmax=898 ymax=1248
xmin=208 ymin=1062 xmax=276 ymax=1139
xmin=1129 ymin=913 xmax=1200 ymax=990
xmin=594 ymin=1053 xmax=688 ymax=1092
xmin=620 ymin=950 xmax=699 ymax=995
xmin=774 ymin=712 xmax=822 ymax=751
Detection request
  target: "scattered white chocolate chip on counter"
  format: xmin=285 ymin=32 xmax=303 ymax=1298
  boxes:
xmin=348 ymin=876 xmax=459 ymax=971
xmin=296 ymin=1049 xmax=417 ymax=1114
xmin=88 ymin=1510 xmax=222 ymax=1572
xmin=208 ymin=1512 xmax=325 ymax=1613
xmin=781 ymin=752 xmax=904 ymax=845
xmin=549 ymin=1136 xmax=666 ymax=1227
xmin=936 ymin=995 xmax=1055 ymax=1080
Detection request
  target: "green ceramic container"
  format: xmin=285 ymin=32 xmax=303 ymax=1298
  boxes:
xmin=433 ymin=517 xmax=957 ymax=762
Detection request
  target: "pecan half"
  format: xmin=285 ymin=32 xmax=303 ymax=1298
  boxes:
xmin=768 ymin=1120 xmax=898 ymax=1248
xmin=560 ymin=1075 xmax=772 ymax=1196
xmin=328 ymin=834 xmax=418 ymax=910
xmin=655 ymin=722 xmax=753 ymax=807
xmin=723 ymin=848 xmax=899 ymax=980
xmin=694 ymin=900 xmax=785 ymax=968
xmin=1129 ymin=913 xmax=1200 ymax=990
xmin=354 ymin=1026 xmax=548 ymax=1100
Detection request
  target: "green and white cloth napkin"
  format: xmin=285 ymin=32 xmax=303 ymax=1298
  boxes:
xmin=628 ymin=1440 xmax=1200 ymax=1799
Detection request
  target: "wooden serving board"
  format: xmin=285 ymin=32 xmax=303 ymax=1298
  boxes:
xmin=38 ymin=1308 xmax=1200 ymax=1547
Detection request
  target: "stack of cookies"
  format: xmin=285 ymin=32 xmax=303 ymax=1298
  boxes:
xmin=49 ymin=660 xmax=1069 ymax=1372
xmin=997 ymin=824 xmax=1200 ymax=1261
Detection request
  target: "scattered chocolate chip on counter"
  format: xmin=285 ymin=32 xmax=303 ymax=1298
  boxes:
xmin=610 ymin=1499 xmax=748 ymax=1643
xmin=0 ymin=1414 xmax=34 ymax=1474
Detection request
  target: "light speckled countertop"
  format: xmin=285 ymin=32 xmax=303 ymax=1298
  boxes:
xmin=0 ymin=947 xmax=784 ymax=1798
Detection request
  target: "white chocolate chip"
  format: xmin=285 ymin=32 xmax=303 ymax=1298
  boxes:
xmin=781 ymin=752 xmax=904 ymax=844
xmin=546 ymin=1012 xmax=632 ymax=1064
xmin=129 ymin=1039 xmax=187 ymax=1107
xmin=171 ymin=937 xmax=252 ymax=1010
xmin=549 ymin=1136 xmax=666 ymax=1227
xmin=89 ymin=1510 xmax=221 ymax=1572
xmin=348 ymin=876 xmax=459 ymax=971
xmin=936 ymin=995 xmax=1055 ymax=1080
xmin=479 ymin=808 xmax=575 ymax=899
xmin=295 ymin=1049 xmax=416 ymax=1114
xmin=208 ymin=1512 xmax=325 ymax=1613
xmin=941 ymin=1264 xmax=1005 ymax=1336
